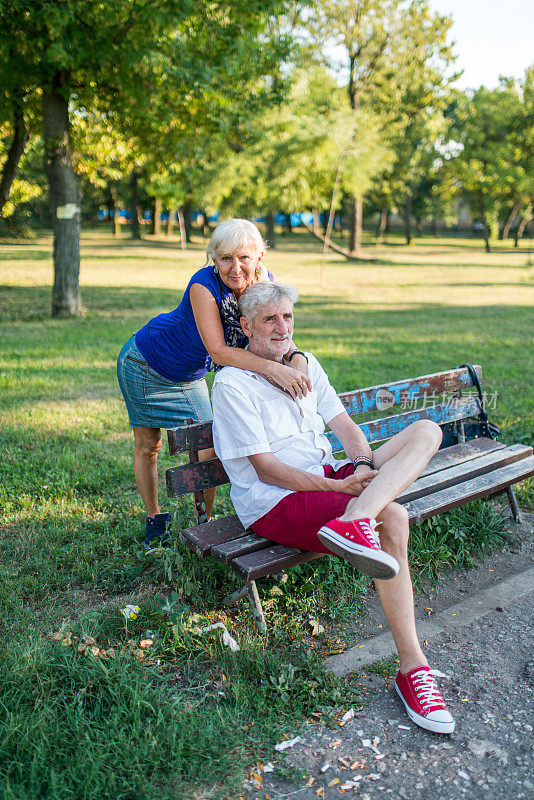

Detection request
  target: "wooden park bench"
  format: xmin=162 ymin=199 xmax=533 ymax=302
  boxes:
xmin=166 ymin=364 xmax=534 ymax=633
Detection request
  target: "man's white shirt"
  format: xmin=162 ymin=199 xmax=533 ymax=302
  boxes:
xmin=212 ymin=353 xmax=348 ymax=529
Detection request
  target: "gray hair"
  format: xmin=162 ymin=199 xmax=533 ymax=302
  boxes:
xmin=238 ymin=282 xmax=299 ymax=322
xmin=204 ymin=218 xmax=266 ymax=265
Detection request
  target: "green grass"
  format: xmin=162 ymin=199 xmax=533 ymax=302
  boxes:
xmin=0 ymin=226 xmax=533 ymax=798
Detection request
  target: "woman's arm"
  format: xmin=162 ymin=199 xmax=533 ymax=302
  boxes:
xmin=190 ymin=283 xmax=312 ymax=398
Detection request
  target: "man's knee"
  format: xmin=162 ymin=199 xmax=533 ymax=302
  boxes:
xmin=411 ymin=419 xmax=442 ymax=451
xmin=378 ymin=502 xmax=409 ymax=551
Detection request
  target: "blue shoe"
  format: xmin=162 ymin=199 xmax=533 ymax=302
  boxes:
xmin=144 ymin=512 xmax=172 ymax=547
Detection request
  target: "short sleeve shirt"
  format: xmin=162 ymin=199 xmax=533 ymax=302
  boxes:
xmin=212 ymin=354 xmax=348 ymax=528
xmin=134 ymin=266 xmax=243 ymax=383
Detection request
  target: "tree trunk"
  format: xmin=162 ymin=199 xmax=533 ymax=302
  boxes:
xmin=42 ymin=78 xmax=82 ymax=317
xmin=348 ymin=196 xmax=357 ymax=252
xmin=182 ymin=200 xmax=192 ymax=243
xmin=404 ymin=195 xmax=413 ymax=245
xmin=284 ymin=212 xmax=292 ymax=234
xmin=201 ymin=210 xmax=210 ymax=237
xmin=130 ymin=170 xmax=141 ymax=239
xmin=502 ymin=200 xmax=520 ymax=240
xmin=177 ymin=207 xmax=186 ymax=251
xmin=0 ymin=89 xmax=28 ymax=216
xmin=514 ymin=209 xmax=531 ymax=247
xmin=153 ymin=197 xmax=162 ymax=235
xmin=266 ymin=210 xmax=276 ymax=248
xmin=312 ymin=206 xmax=320 ymax=233
xmin=110 ymin=186 xmax=121 ymax=237
xmin=375 ymin=205 xmax=388 ymax=243
xmin=166 ymin=207 xmax=174 ymax=237
xmin=478 ymin=192 xmax=491 ymax=253
xmin=354 ymin=197 xmax=362 ymax=255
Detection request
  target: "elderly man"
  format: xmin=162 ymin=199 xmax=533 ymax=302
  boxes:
xmin=211 ymin=282 xmax=455 ymax=734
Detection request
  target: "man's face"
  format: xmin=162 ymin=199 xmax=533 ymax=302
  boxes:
xmin=241 ymin=299 xmax=294 ymax=361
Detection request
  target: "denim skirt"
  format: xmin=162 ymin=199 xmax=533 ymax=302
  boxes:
xmin=116 ymin=334 xmax=213 ymax=429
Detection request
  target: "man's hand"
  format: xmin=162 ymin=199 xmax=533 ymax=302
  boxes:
xmin=337 ymin=466 xmax=378 ymax=496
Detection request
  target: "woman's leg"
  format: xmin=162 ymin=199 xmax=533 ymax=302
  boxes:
xmin=198 ymin=446 xmax=217 ymax=520
xmin=133 ymin=427 xmax=162 ymax=517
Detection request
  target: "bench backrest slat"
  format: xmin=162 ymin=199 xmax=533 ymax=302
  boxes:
xmin=338 ymin=365 xmax=481 ymax=416
xmin=166 ymin=395 xmax=482 ymax=498
xmin=167 ymin=365 xmax=482 ymax=455
xmin=326 ymin=394 xmax=481 ymax=449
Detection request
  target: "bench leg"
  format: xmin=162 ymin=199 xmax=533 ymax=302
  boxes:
xmin=246 ymin=581 xmax=267 ymax=635
xmin=222 ymin=586 xmax=248 ymax=606
xmin=221 ymin=582 xmax=267 ymax=634
xmin=507 ymin=487 xmax=522 ymax=523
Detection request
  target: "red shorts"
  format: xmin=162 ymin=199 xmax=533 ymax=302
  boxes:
xmin=251 ymin=462 xmax=355 ymax=554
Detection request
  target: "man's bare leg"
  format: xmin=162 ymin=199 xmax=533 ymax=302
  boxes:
xmin=374 ymin=502 xmax=427 ymax=673
xmin=340 ymin=420 xmax=441 ymax=522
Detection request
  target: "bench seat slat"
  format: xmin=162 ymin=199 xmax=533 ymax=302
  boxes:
xmin=338 ymin=365 xmax=482 ymax=415
xmin=180 ymin=514 xmax=245 ymax=557
xmin=211 ymin=533 xmax=271 ymax=563
xmin=232 ymin=545 xmax=323 ymax=582
xmin=398 ymin=443 xmax=532 ymax=504
xmin=419 ymin=439 xmax=505 ymax=477
xmin=404 ymin=456 xmax=534 ymax=523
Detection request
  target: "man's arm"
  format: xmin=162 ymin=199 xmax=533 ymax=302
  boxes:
xmin=248 ymin=451 xmax=376 ymax=496
xmin=327 ymin=411 xmax=374 ymax=463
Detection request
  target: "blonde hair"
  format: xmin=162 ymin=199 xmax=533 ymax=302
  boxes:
xmin=203 ymin=218 xmax=268 ymax=280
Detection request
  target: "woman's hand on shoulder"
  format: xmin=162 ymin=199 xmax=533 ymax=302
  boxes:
xmin=264 ymin=361 xmax=312 ymax=399
xmin=284 ymin=351 xmax=309 ymax=378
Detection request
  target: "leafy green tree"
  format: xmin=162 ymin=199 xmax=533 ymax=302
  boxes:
xmin=449 ymin=78 xmax=531 ymax=252
xmin=0 ymin=0 xmax=290 ymax=316
xmin=305 ymin=0 xmax=455 ymax=254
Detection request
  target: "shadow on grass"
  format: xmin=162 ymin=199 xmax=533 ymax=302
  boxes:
xmin=0 ymin=284 xmax=184 ymax=322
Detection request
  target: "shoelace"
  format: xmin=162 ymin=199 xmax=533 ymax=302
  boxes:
xmin=410 ymin=668 xmax=449 ymax=709
xmin=357 ymin=518 xmax=381 ymax=548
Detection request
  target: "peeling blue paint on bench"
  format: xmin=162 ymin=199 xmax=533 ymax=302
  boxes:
xmin=325 ymin=396 xmax=481 ymax=450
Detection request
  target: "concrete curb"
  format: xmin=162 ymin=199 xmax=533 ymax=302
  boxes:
xmin=325 ymin=566 xmax=534 ymax=677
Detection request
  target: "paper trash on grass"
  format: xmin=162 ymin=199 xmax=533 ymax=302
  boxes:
xmin=195 ymin=622 xmax=240 ymax=651
xmin=121 ymin=605 xmax=140 ymax=621
xmin=262 ymin=762 xmax=275 ymax=773
xmin=274 ymin=736 xmax=302 ymax=751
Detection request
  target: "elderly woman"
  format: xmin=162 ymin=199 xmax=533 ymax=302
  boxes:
xmin=117 ymin=218 xmax=310 ymax=546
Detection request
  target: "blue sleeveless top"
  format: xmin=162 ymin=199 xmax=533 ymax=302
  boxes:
xmin=135 ymin=266 xmax=245 ymax=383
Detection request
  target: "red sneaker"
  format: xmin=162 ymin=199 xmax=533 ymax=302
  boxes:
xmin=395 ymin=666 xmax=455 ymax=734
xmin=317 ymin=517 xmax=399 ymax=579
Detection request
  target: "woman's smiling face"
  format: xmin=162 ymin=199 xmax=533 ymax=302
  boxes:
xmin=213 ymin=243 xmax=262 ymax=297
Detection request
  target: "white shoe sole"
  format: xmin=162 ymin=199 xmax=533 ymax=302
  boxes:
xmin=395 ymin=683 xmax=455 ymax=734
xmin=317 ymin=527 xmax=399 ymax=579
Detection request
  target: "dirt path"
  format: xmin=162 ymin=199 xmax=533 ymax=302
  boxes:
xmin=242 ymin=511 xmax=534 ymax=800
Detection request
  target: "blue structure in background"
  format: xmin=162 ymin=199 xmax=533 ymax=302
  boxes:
xmin=97 ymin=209 xmax=339 ymax=227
